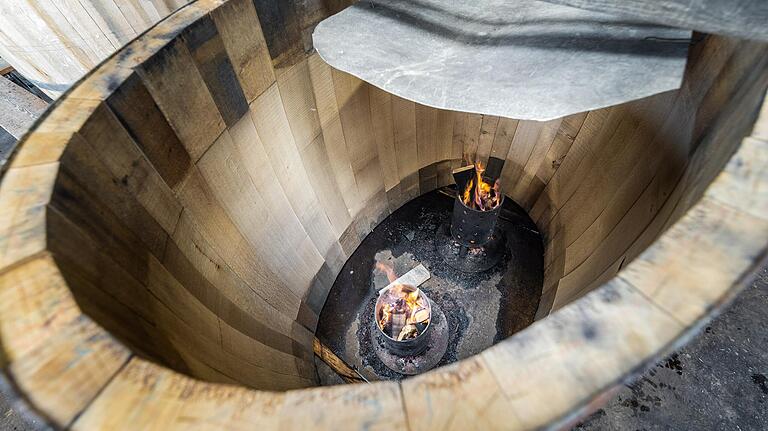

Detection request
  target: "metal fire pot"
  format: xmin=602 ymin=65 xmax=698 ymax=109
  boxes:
xmin=450 ymin=191 xmax=504 ymax=247
xmin=374 ymin=285 xmax=433 ymax=356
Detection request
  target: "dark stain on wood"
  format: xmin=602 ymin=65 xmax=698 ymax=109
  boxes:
xmin=106 ymin=73 xmax=192 ymax=189
xmin=182 ymin=15 xmax=249 ymax=127
xmin=251 ymin=0 xmax=303 ymax=68
xmin=306 ymin=262 xmax=335 ymax=315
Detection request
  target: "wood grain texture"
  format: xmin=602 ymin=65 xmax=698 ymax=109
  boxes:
xmin=1 ymin=3 xmax=767 ymax=429
xmin=137 ymin=37 xmax=224 ymax=161
xmin=210 ymin=0 xmax=275 ymax=102
xmin=0 ymin=0 xmax=193 ymax=98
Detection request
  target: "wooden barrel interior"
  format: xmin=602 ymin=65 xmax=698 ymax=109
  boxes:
xmin=1 ymin=0 xmax=767 ymax=429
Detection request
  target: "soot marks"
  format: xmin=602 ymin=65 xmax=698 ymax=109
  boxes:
xmin=316 ymin=190 xmax=544 ymax=383
xmin=661 ymin=353 xmax=684 ymax=376
xmin=182 ymin=15 xmax=249 ymax=127
xmin=251 ymin=0 xmax=303 ymax=67
xmin=752 ymin=373 xmax=768 ymax=395
xmin=619 ymin=377 xmax=664 ymax=416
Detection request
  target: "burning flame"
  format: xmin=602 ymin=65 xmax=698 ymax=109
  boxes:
xmin=375 ymin=263 xmax=430 ymax=341
xmin=461 ymin=161 xmax=501 ymax=211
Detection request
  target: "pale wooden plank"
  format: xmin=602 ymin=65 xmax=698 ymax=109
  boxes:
xmin=529 ymin=106 xmax=616 ymax=226
xmin=543 ymin=92 xmax=674 ymax=274
xmin=475 ymin=115 xmax=500 ymax=165
xmin=488 ymin=117 xmax=519 ymax=163
xmin=391 ymin=95 xmax=419 ymax=201
xmin=73 ymin=358 xmax=285 ymax=430
xmin=331 ymin=69 xmax=385 ymax=220
xmin=403 ymin=356 xmax=524 ymax=431
xmin=368 ymin=85 xmax=399 ymax=191
xmin=708 ymin=137 xmax=768 ymax=220
xmin=10 ymin=98 xmax=99 ymax=168
xmin=278 ymin=58 xmax=322 ymax=150
xmin=415 ymin=103 xmax=438 ymax=170
xmin=197 ymin=129 xmax=322 ymax=300
xmin=523 ymin=112 xmax=587 ymax=209
xmin=0 ymin=254 xmax=80 ymax=363
xmin=7 ymin=290 xmax=130 ymax=427
xmin=459 ymin=113 xmax=483 ymax=162
xmin=620 ymin=197 xmax=768 ymax=325
xmin=451 ymin=111 xmax=468 ymax=168
xmin=307 ymin=54 xmax=359 ymax=216
xmin=165 ymin=210 xmax=314 ymax=354
xmin=483 ymin=278 xmax=682 ymax=429
xmin=298 ymin=134 xmax=353 ymax=238
xmin=249 ymin=84 xmax=338 ymax=260
xmin=210 ymin=0 xmax=275 ymax=102
xmin=279 ymin=381 xmax=406 ymax=430
xmin=146 ymin=284 xmax=313 ymax=390
xmin=0 ymin=163 xmax=58 ymax=269
xmin=550 ymin=38 xmax=767 ymax=307
xmin=509 ymin=118 xmax=561 ymax=207
xmin=499 ymin=120 xmax=544 ymax=199
xmin=176 ymin=167 xmax=300 ymax=317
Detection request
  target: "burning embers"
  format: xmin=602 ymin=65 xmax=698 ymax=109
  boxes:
xmin=437 ymin=161 xmax=506 ymax=272
xmin=372 ymin=264 xmax=449 ymax=373
xmin=461 ymin=162 xmax=502 ymax=212
xmin=376 ymin=284 xmax=431 ymax=341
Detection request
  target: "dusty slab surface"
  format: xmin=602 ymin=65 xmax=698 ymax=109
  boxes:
xmin=314 ymin=0 xmax=690 ymax=121
xmin=575 ymin=266 xmax=768 ymax=430
xmin=540 ymin=0 xmax=768 ymax=42
xmin=315 ymin=190 xmax=544 ymax=382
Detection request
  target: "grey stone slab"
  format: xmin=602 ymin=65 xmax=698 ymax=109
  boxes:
xmin=313 ymin=0 xmax=690 ymax=121
xmin=541 ymin=0 xmax=768 ymax=42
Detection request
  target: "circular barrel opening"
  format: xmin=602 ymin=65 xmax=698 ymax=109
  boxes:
xmin=1 ymin=1 xmax=766 ymax=429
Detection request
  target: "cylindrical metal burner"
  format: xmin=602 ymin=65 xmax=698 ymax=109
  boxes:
xmin=374 ymin=286 xmax=433 ymax=356
xmin=450 ymin=194 xmax=504 ymax=247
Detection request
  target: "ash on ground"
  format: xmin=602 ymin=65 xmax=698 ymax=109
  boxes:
xmin=316 ymin=189 xmax=543 ymax=383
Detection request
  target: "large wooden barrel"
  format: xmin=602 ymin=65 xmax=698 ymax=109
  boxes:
xmin=0 ymin=0 xmax=766 ymax=429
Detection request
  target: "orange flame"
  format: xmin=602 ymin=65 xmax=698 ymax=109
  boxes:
xmin=376 ymin=264 xmax=430 ymax=340
xmin=461 ymin=161 xmax=501 ymax=211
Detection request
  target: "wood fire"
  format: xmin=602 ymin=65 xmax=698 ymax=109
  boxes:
xmin=461 ymin=162 xmax=501 ymax=211
xmin=377 ymin=284 xmax=431 ymax=341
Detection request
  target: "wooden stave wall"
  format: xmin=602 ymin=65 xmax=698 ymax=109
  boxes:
xmin=0 ymin=0 xmax=192 ymax=98
xmin=0 ymin=0 xmax=765 ymax=428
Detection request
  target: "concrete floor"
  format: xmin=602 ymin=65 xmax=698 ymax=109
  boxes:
xmin=574 ymin=265 xmax=768 ymax=430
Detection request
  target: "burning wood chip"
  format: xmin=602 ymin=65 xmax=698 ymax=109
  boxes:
xmin=412 ymin=308 xmax=430 ymax=324
xmin=397 ymin=324 xmax=419 ymax=341
xmin=375 ymin=263 xmax=433 ymax=340
xmin=377 ymin=286 xmax=432 ymax=339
